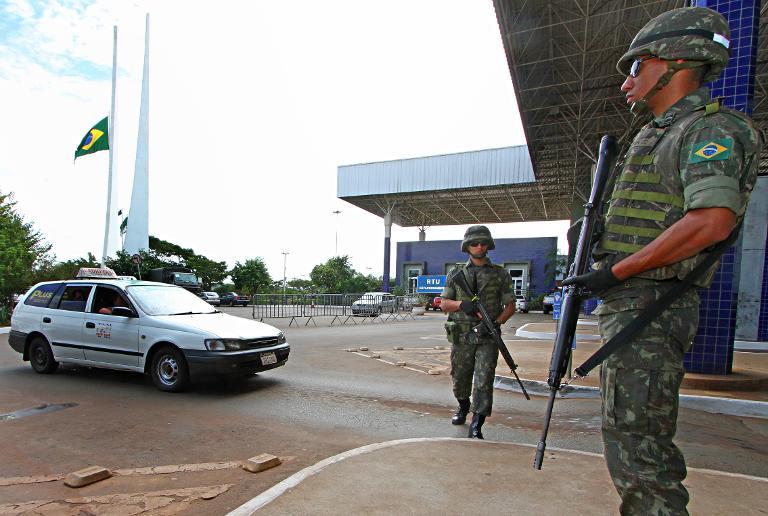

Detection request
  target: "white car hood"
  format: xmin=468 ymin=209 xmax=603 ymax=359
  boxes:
xmin=151 ymin=312 xmax=281 ymax=339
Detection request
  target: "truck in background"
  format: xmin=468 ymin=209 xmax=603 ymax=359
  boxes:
xmin=146 ymin=267 xmax=202 ymax=293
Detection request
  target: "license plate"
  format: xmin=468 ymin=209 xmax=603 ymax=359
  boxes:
xmin=260 ymin=352 xmax=277 ymax=365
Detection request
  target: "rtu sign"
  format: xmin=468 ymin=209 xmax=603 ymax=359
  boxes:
xmin=416 ymin=275 xmax=446 ymax=294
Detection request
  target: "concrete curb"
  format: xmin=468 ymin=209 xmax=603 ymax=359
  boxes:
xmin=0 ymin=327 xmax=9 ymax=335
xmin=494 ymin=375 xmax=768 ymax=419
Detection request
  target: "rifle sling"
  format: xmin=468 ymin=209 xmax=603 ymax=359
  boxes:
xmin=573 ymin=225 xmax=741 ymax=378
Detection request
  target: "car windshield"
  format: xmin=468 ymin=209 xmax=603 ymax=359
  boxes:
xmin=172 ymin=272 xmax=199 ymax=285
xmin=127 ymin=284 xmax=217 ymax=315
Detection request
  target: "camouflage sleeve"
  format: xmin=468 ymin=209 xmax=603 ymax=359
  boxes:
xmin=679 ymin=113 xmax=759 ymax=217
xmin=499 ymin=268 xmax=514 ymax=306
xmin=441 ymin=271 xmax=457 ymax=300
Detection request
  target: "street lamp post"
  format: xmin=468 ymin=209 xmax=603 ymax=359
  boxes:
xmin=332 ymin=210 xmax=342 ymax=256
xmin=281 ymin=251 xmax=289 ymax=295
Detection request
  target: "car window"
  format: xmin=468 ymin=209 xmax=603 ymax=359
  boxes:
xmin=23 ymin=283 xmax=61 ymax=308
xmin=127 ymin=284 xmax=217 ymax=315
xmin=92 ymin=286 xmax=131 ymax=314
xmin=56 ymin=285 xmax=93 ymax=312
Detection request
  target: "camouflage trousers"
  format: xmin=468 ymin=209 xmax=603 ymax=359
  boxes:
xmin=598 ymin=299 xmax=698 ymax=516
xmin=445 ymin=321 xmax=498 ymax=416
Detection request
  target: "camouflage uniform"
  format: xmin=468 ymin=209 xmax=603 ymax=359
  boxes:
xmin=441 ymin=259 xmax=514 ymax=416
xmin=593 ymin=73 xmax=762 ymax=516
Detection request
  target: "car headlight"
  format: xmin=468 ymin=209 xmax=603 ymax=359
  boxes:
xmin=277 ymin=332 xmax=286 ymax=344
xmin=204 ymin=338 xmax=243 ymax=351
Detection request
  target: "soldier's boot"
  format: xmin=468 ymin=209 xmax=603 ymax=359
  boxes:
xmin=468 ymin=413 xmax=486 ymax=439
xmin=451 ymin=399 xmax=470 ymax=425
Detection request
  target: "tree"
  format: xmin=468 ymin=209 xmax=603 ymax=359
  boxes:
xmin=230 ymin=258 xmax=272 ymax=294
xmin=309 ymin=256 xmax=381 ymax=293
xmin=32 ymin=253 xmax=100 ymax=283
xmin=0 ymin=192 xmax=52 ymax=311
xmin=310 ymin=256 xmax=355 ymax=293
xmin=103 ymin=237 xmax=227 ymax=289
xmin=186 ymin=255 xmax=228 ymax=290
xmin=286 ymin=278 xmax=316 ymax=293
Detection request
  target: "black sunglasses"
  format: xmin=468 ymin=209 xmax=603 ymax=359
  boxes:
xmin=629 ymin=55 xmax=657 ymax=78
xmin=468 ymin=241 xmax=488 ymax=247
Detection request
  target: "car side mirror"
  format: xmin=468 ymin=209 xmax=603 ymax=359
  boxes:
xmin=111 ymin=306 xmax=136 ymax=318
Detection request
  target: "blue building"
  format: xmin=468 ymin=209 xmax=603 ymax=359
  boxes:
xmin=396 ymin=236 xmax=557 ymax=298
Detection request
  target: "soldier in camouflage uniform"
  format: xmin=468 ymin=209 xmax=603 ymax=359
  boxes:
xmin=440 ymin=225 xmax=516 ymax=439
xmin=563 ymin=7 xmax=763 ymax=515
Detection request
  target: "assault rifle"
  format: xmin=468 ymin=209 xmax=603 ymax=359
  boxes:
xmin=533 ymin=135 xmax=618 ymax=470
xmin=451 ymin=271 xmax=530 ymax=400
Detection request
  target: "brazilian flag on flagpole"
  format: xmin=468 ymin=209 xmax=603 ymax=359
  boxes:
xmin=74 ymin=116 xmax=109 ymax=160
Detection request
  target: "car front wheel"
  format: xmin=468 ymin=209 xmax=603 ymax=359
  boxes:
xmin=29 ymin=336 xmax=59 ymax=374
xmin=151 ymin=346 xmax=190 ymax=392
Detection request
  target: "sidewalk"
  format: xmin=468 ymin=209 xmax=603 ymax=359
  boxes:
xmin=229 ymin=438 xmax=768 ymax=515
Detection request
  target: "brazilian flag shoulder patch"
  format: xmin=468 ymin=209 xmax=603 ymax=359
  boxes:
xmin=688 ymin=138 xmax=733 ymax=164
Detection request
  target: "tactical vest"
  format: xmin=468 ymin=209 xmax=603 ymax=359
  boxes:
xmin=595 ymin=100 xmax=757 ymax=287
xmin=447 ymin=265 xmax=507 ymax=323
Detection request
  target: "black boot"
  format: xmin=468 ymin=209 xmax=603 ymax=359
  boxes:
xmin=451 ymin=399 xmax=470 ymax=425
xmin=468 ymin=413 xmax=486 ymax=439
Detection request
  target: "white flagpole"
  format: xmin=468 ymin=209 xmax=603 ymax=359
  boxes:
xmin=101 ymin=25 xmax=119 ymax=265
xmin=124 ymin=13 xmax=150 ymax=255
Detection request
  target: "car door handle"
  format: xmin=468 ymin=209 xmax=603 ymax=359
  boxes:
xmin=85 ymin=322 xmax=96 ymax=329
xmin=43 ymin=317 xmax=51 ymax=323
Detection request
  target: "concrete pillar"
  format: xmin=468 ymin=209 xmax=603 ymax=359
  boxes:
xmin=383 ymin=212 xmax=392 ymax=292
xmin=736 ymin=176 xmax=767 ymax=341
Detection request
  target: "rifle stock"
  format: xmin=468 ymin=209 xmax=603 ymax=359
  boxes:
xmin=533 ymin=135 xmax=617 ymax=470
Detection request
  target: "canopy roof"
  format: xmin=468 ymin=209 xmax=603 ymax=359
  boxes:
xmin=339 ymin=1 xmax=767 ymax=227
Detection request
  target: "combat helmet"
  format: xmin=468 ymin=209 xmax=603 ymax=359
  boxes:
xmin=617 ymin=7 xmax=731 ymax=114
xmin=461 ymin=225 xmax=495 ymax=252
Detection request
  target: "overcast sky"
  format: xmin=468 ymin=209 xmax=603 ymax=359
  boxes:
xmin=1 ymin=0 xmax=569 ymax=281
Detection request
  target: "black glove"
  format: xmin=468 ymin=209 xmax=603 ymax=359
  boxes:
xmin=561 ymin=266 xmax=621 ymax=295
xmin=459 ymin=300 xmax=478 ymax=315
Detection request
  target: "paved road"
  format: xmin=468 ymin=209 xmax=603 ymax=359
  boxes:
xmin=1 ymin=312 xmax=766 ymax=514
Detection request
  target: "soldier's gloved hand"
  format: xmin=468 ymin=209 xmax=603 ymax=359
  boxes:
xmin=459 ymin=300 xmax=478 ymax=315
xmin=561 ymin=266 xmax=621 ymax=295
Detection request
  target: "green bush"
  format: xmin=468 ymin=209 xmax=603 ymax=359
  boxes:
xmin=528 ymin=294 xmax=544 ymax=311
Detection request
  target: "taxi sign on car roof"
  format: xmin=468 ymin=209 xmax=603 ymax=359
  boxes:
xmin=75 ymin=267 xmax=118 ymax=279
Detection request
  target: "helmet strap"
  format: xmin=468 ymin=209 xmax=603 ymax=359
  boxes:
xmin=629 ymin=60 xmax=696 ymax=116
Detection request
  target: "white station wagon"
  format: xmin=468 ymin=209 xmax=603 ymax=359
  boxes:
xmin=9 ymin=268 xmax=290 ymax=392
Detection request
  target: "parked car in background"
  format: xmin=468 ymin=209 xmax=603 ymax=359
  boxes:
xmin=428 ymin=296 xmax=442 ymax=311
xmin=220 ymin=292 xmax=250 ymax=306
xmin=400 ymin=295 xmax=420 ymax=310
xmin=515 ymin=295 xmax=528 ymax=313
xmin=199 ymin=292 xmax=221 ymax=306
xmin=9 ymin=268 xmax=289 ymax=392
xmin=542 ymin=291 xmax=557 ymax=315
xmin=351 ymin=292 xmax=396 ymax=316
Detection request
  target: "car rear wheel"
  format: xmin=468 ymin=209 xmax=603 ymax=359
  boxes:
xmin=151 ymin=346 xmax=190 ymax=392
xmin=29 ymin=336 xmax=59 ymax=374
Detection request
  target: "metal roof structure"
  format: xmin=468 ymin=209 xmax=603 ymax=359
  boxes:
xmin=493 ymin=0 xmax=767 ymax=211
xmin=337 ymin=146 xmax=542 ymax=227
xmin=339 ymin=1 xmax=767 ymax=228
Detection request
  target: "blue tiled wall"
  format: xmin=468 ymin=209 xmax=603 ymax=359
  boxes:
xmin=683 ymin=0 xmax=760 ymax=374
xmin=697 ymin=0 xmax=760 ymax=115
xmin=759 ymin=223 xmax=768 ymax=341
xmin=684 ymin=247 xmax=738 ymax=374
xmin=395 ymin=237 xmax=557 ymax=298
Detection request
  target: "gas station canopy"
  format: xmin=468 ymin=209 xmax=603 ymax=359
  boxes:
xmin=338 ymin=1 xmax=767 ymax=227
